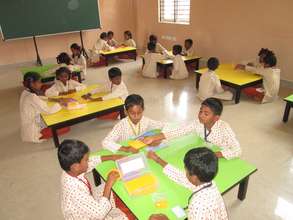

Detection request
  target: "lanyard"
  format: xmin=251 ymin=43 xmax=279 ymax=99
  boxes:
xmin=204 ymin=127 xmax=211 ymax=142
xmin=77 ymin=176 xmax=93 ymax=196
xmin=184 ymin=183 xmax=212 ymax=210
xmin=128 ymin=118 xmax=141 ymax=136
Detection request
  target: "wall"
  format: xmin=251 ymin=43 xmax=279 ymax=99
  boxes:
xmin=0 ymin=0 xmax=136 ymax=65
xmin=135 ymin=0 xmax=293 ymax=82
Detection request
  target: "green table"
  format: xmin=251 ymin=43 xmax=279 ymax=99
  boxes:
xmin=93 ymin=134 xmax=257 ymax=220
xmin=283 ymin=94 xmax=293 ymax=122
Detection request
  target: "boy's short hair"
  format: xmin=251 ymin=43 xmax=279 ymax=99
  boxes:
xmin=147 ymin=42 xmax=156 ymax=51
xmin=56 ymin=52 xmax=71 ymax=65
xmin=264 ymin=53 xmax=277 ymax=67
xmin=70 ymin=43 xmax=81 ymax=51
xmin=173 ymin=44 xmax=182 ymax=54
xmin=184 ymin=147 xmax=218 ymax=182
xmin=56 ymin=67 xmax=71 ymax=78
xmin=23 ymin=72 xmax=41 ymax=88
xmin=201 ymin=98 xmax=223 ymax=116
xmin=149 ymin=34 xmax=157 ymax=42
xmin=108 ymin=67 xmax=122 ymax=79
xmin=58 ymin=139 xmax=89 ymax=171
xmin=207 ymin=57 xmax=219 ymax=71
xmin=185 ymin=39 xmax=193 ymax=45
xmin=125 ymin=94 xmax=144 ymax=110
xmin=258 ymin=48 xmax=269 ymax=57
xmin=107 ymin=31 xmax=114 ymax=36
xmin=100 ymin=32 xmax=107 ymax=39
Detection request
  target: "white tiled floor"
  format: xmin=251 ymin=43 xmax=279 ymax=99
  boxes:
xmin=0 ymin=58 xmax=292 ymax=220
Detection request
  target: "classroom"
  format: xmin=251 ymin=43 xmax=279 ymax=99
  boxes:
xmin=0 ymin=0 xmax=292 ymax=219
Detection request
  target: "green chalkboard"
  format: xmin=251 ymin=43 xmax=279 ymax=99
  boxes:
xmin=0 ymin=0 xmax=101 ymax=40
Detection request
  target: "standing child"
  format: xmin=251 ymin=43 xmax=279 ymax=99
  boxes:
xmin=107 ymin=31 xmax=119 ymax=47
xmin=70 ymin=43 xmax=87 ymax=79
xmin=182 ymin=39 xmax=196 ymax=57
xmin=45 ymin=67 xmax=86 ymax=97
xmin=90 ymin=32 xmax=112 ymax=64
xmin=102 ymin=94 xmax=166 ymax=153
xmin=168 ymin=45 xmax=189 ymax=80
xmin=198 ymin=57 xmax=233 ymax=101
xmin=58 ymin=139 xmax=127 ymax=220
xmin=148 ymin=35 xmax=167 ymax=54
xmin=148 ymin=147 xmax=228 ymax=220
xmin=142 ymin=98 xmax=241 ymax=160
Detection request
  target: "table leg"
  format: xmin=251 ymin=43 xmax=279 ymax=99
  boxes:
xmin=195 ymin=59 xmax=199 ymax=70
xmin=282 ymin=102 xmax=291 ymax=123
xmin=238 ymin=176 xmax=249 ymax=201
xmin=52 ymin=127 xmax=60 ymax=148
xmin=105 ymin=56 xmax=109 ymax=66
xmin=235 ymin=88 xmax=241 ymax=104
xmin=134 ymin=51 xmax=137 ymax=61
xmin=92 ymin=169 xmax=102 ymax=186
xmin=196 ymin=73 xmax=200 ymax=90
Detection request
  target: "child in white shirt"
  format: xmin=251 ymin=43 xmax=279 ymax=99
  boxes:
xmin=198 ymin=57 xmax=233 ymax=101
xmin=102 ymin=94 xmax=165 ymax=153
xmin=70 ymin=43 xmax=87 ymax=78
xmin=235 ymin=48 xmax=271 ymax=69
xmin=182 ymin=39 xmax=196 ymax=57
xmin=56 ymin=52 xmax=82 ymax=78
xmin=58 ymin=139 xmax=127 ymax=220
xmin=168 ymin=45 xmax=189 ymax=80
xmin=107 ymin=31 xmax=119 ymax=47
xmin=121 ymin=30 xmax=136 ymax=47
xmin=45 ymin=67 xmax=86 ymax=97
xmin=149 ymin=35 xmax=167 ymax=54
xmin=90 ymin=32 xmax=112 ymax=63
xmin=142 ymin=98 xmax=241 ymax=160
xmin=148 ymin=147 xmax=228 ymax=220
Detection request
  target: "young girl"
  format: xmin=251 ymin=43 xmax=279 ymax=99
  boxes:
xmin=70 ymin=43 xmax=87 ymax=78
xmin=235 ymin=48 xmax=272 ymax=69
xmin=90 ymin=32 xmax=112 ymax=64
xmin=45 ymin=67 xmax=86 ymax=97
xmin=20 ymin=72 xmax=64 ymax=143
xmin=168 ymin=45 xmax=189 ymax=80
xmin=148 ymin=34 xmax=167 ymax=54
xmin=107 ymin=31 xmax=118 ymax=47
xmin=121 ymin=31 xmax=136 ymax=48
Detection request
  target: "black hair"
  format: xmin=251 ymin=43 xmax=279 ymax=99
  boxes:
xmin=185 ymin=39 xmax=193 ymax=45
xmin=184 ymin=147 xmax=218 ymax=182
xmin=56 ymin=52 xmax=72 ymax=65
xmin=125 ymin=94 xmax=144 ymax=110
xmin=23 ymin=72 xmax=41 ymax=94
xmin=124 ymin=30 xmax=132 ymax=39
xmin=207 ymin=57 xmax=220 ymax=71
xmin=147 ymin=42 xmax=156 ymax=51
xmin=258 ymin=48 xmax=270 ymax=57
xmin=107 ymin=31 xmax=114 ymax=37
xmin=173 ymin=44 xmax=182 ymax=55
xmin=58 ymin=139 xmax=89 ymax=171
xmin=56 ymin=67 xmax=71 ymax=79
xmin=201 ymin=98 xmax=223 ymax=116
xmin=149 ymin=34 xmax=157 ymax=43
xmin=100 ymin=32 xmax=107 ymax=39
xmin=70 ymin=43 xmax=81 ymax=58
xmin=263 ymin=53 xmax=277 ymax=67
xmin=108 ymin=67 xmax=122 ymax=79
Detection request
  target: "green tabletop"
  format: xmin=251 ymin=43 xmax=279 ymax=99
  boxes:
xmin=93 ymin=134 xmax=256 ymax=220
xmin=20 ymin=64 xmax=58 ymax=78
xmin=284 ymin=94 xmax=293 ymax=102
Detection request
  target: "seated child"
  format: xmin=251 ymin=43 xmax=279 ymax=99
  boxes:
xmin=20 ymin=72 xmax=64 ymax=143
xmin=90 ymin=32 xmax=112 ymax=64
xmin=148 ymin=34 xmax=167 ymax=54
xmin=45 ymin=67 xmax=86 ymax=97
xmin=82 ymin=67 xmax=128 ymax=102
xmin=142 ymin=98 xmax=241 ymax=160
xmin=58 ymin=139 xmax=127 ymax=220
xmin=142 ymin=42 xmax=167 ymax=78
xmin=107 ymin=31 xmax=119 ymax=47
xmin=121 ymin=30 xmax=136 ymax=47
xmin=182 ymin=39 xmax=196 ymax=57
xmin=56 ymin=52 xmax=80 ymax=73
xmin=102 ymin=94 xmax=166 ymax=153
xmin=147 ymin=147 xmax=228 ymax=220
xmin=235 ymin=48 xmax=272 ymax=68
xmin=70 ymin=43 xmax=87 ymax=78
xmin=168 ymin=45 xmax=189 ymax=79
xmin=198 ymin=57 xmax=233 ymax=101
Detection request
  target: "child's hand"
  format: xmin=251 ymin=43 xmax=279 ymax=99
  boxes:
xmin=147 ymin=151 xmax=160 ymax=161
xmin=141 ymin=136 xmax=156 ymax=145
xmin=67 ymin=89 xmax=76 ymax=94
xmin=149 ymin=214 xmax=169 ymax=220
xmin=107 ymin=170 xmax=120 ymax=184
xmin=235 ymin=64 xmax=245 ymax=70
xmin=110 ymin=155 xmax=125 ymax=161
xmin=120 ymin=146 xmax=139 ymax=154
xmin=81 ymin=93 xmax=92 ymax=100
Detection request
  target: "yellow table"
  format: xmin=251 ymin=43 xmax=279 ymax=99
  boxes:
xmin=195 ymin=64 xmax=263 ymax=104
xmin=41 ymin=85 xmax=125 ymax=147
xmin=100 ymin=46 xmax=137 ymax=66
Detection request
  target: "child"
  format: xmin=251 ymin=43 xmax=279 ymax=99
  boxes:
xmin=142 ymin=98 xmax=241 ymax=160
xmin=240 ymin=53 xmax=280 ymax=103
xmin=45 ymin=67 xmax=86 ymax=97
xmin=20 ymin=72 xmax=63 ymax=143
xmin=102 ymin=94 xmax=166 ymax=153
xmin=235 ymin=48 xmax=272 ymax=69
xmin=168 ymin=45 xmax=189 ymax=79
xmin=142 ymin=42 xmax=167 ymax=78
xmin=82 ymin=67 xmax=128 ymax=102
xmin=58 ymin=139 xmax=127 ymax=220
xmin=70 ymin=43 xmax=87 ymax=78
xmin=198 ymin=57 xmax=233 ymax=101
xmin=149 ymin=34 xmax=167 ymax=54
xmin=107 ymin=31 xmax=119 ymax=47
xmin=121 ymin=30 xmax=136 ymax=47
xmin=147 ymin=147 xmax=228 ymax=220
xmin=182 ymin=39 xmax=196 ymax=57
xmin=56 ymin=52 xmax=79 ymax=72
xmin=90 ymin=32 xmax=112 ymax=63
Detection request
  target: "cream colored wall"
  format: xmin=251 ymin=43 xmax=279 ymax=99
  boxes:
xmin=135 ymin=0 xmax=293 ymax=82
xmin=0 ymin=0 xmax=136 ymax=65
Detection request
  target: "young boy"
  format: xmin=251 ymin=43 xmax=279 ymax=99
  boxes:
xmin=182 ymin=39 xmax=196 ymax=57
xmin=198 ymin=57 xmax=233 ymax=101
xmin=82 ymin=67 xmax=128 ymax=102
xmin=235 ymin=48 xmax=272 ymax=68
xmin=168 ymin=45 xmax=189 ymax=80
xmin=58 ymin=139 xmax=127 ymax=220
xmin=107 ymin=31 xmax=119 ymax=47
xmin=142 ymin=42 xmax=167 ymax=78
xmin=45 ymin=67 xmax=86 ymax=97
xmin=148 ymin=147 xmax=228 ymax=220
xmin=90 ymin=32 xmax=112 ymax=63
xmin=142 ymin=98 xmax=241 ymax=160
xmin=102 ymin=94 xmax=165 ymax=153
xmin=149 ymin=35 xmax=167 ymax=54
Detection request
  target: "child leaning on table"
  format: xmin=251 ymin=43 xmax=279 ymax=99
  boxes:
xmin=58 ymin=139 xmax=127 ymax=220
xmin=148 ymin=147 xmax=228 ymax=220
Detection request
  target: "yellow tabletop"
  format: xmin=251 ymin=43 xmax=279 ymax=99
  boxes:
xmin=196 ymin=64 xmax=262 ymax=86
xmin=100 ymin=46 xmax=136 ymax=55
xmin=41 ymin=85 xmax=124 ymax=126
xmin=158 ymin=51 xmax=201 ymax=65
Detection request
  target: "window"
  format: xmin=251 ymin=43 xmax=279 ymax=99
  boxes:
xmin=159 ymin=0 xmax=190 ymax=24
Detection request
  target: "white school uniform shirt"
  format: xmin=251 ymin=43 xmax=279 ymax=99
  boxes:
xmin=90 ymin=81 xmax=128 ymax=101
xmin=72 ymin=54 xmax=87 ymax=76
xmin=122 ymin=39 xmax=136 ymax=47
xmin=198 ymin=70 xmax=233 ymax=101
xmin=155 ymin=43 xmax=167 ymax=54
xmin=45 ymin=80 xmax=86 ymax=97
xmin=91 ymin=39 xmax=112 ymax=62
xmin=183 ymin=46 xmax=196 ymax=57
xmin=163 ymin=164 xmax=228 ymax=220
xmin=61 ymin=155 xmax=127 ymax=220
xmin=245 ymin=66 xmax=280 ymax=103
xmin=20 ymin=90 xmax=62 ymax=143
xmin=142 ymin=52 xmax=167 ymax=78
xmin=108 ymin=38 xmax=119 ymax=47
xmin=170 ymin=54 xmax=189 ymax=79
xmin=164 ymin=119 xmax=241 ymax=160
xmin=102 ymin=116 xmax=165 ymax=152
